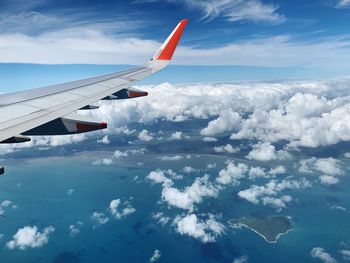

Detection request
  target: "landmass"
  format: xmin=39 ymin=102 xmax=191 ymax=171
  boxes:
xmin=228 ymin=215 xmax=292 ymax=243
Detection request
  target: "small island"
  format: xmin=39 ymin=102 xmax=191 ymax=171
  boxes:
xmin=228 ymin=215 xmax=292 ymax=243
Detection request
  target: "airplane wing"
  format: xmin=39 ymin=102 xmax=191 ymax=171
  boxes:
xmin=0 ymin=19 xmax=188 ymax=173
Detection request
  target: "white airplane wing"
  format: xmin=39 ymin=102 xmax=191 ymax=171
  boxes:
xmin=0 ymin=19 xmax=188 ymax=144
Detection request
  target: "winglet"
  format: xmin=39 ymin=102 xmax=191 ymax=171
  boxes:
xmin=152 ymin=19 xmax=188 ymax=61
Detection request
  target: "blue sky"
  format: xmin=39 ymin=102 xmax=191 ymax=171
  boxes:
xmin=0 ymin=0 xmax=350 ymax=89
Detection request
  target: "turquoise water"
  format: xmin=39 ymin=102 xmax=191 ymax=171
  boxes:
xmin=0 ymin=149 xmax=349 ymax=263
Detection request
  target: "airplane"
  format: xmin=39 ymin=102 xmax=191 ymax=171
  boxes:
xmin=0 ymin=19 xmax=188 ymax=174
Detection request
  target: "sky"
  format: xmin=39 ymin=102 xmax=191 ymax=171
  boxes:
xmin=0 ymin=0 xmax=349 ymax=84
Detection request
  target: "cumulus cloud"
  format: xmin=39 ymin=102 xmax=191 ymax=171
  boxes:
xmin=97 ymin=135 xmax=110 ymax=144
xmin=138 ymin=129 xmax=153 ymax=142
xmin=68 ymin=221 xmax=83 ymax=237
xmin=246 ymin=142 xmax=290 ymax=161
xmin=169 ymin=131 xmax=182 ymax=140
xmin=173 ymin=214 xmax=225 ymax=243
xmin=162 ymin=175 xmax=218 ymax=211
xmin=91 ymin=212 xmax=109 ymax=225
xmin=109 ymin=199 xmax=136 ymax=219
xmin=216 ymin=162 xmax=248 ymax=185
xmin=201 ymin=110 xmax=241 ymax=136
xmin=6 ymin=226 xmax=55 ymax=250
xmin=213 ymin=144 xmax=239 ymax=154
xmin=238 ymin=178 xmax=311 ymax=209
xmin=310 ymin=247 xmax=337 ymax=263
xmin=150 ymin=249 xmax=161 ymax=262
xmin=147 ymin=170 xmax=218 ymax=211
xmin=319 ymin=175 xmax=339 ymax=186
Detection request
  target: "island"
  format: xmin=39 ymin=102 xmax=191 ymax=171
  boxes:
xmin=228 ymin=215 xmax=292 ymax=243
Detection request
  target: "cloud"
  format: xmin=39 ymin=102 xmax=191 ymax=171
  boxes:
xmin=336 ymin=0 xmax=350 ymax=8
xmin=140 ymin=0 xmax=285 ymax=23
xmin=162 ymin=175 xmax=218 ymax=211
xmin=201 ymin=110 xmax=241 ymax=136
xmin=92 ymin=158 xmax=113 ymax=165
xmin=169 ymin=131 xmax=182 ymax=140
xmin=319 ymin=175 xmax=339 ymax=186
xmin=237 ymin=178 xmax=311 ymax=209
xmin=173 ymin=213 xmax=225 ymax=243
xmin=203 ymin=137 xmax=218 ymax=142
xmin=216 ymin=162 xmax=248 ymax=185
xmin=109 ymin=199 xmax=136 ymax=219
xmin=213 ymin=144 xmax=239 ymax=154
xmin=0 ymin=200 xmax=15 ymax=216
xmin=182 ymin=166 xmax=197 ymax=173
xmin=246 ymin=142 xmax=290 ymax=161
xmin=150 ymin=249 xmax=161 ymax=262
xmin=339 ymin=250 xmax=350 ymax=261
xmin=68 ymin=222 xmax=83 ymax=237
xmin=159 ymin=155 xmax=183 ymax=161
xmin=97 ymin=135 xmax=110 ymax=144
xmin=147 ymin=170 xmax=218 ymax=211
xmin=152 ymin=212 xmax=171 ymax=225
xmin=6 ymin=226 xmax=55 ymax=250
xmin=310 ymin=247 xmax=337 ymax=263
xmin=91 ymin=212 xmax=109 ymax=225
xmin=299 ymin=158 xmax=344 ymax=185
xmin=138 ymin=129 xmax=153 ymax=142
xmin=113 ymin=150 xmax=128 ymax=158
xmin=233 ymin=255 xmax=249 ymax=263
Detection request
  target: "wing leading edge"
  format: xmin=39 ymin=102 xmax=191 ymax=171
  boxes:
xmin=0 ymin=19 xmax=188 ymax=144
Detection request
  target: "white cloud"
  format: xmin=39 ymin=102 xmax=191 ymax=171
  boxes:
xmin=162 ymin=175 xmax=218 ymax=211
xmin=68 ymin=221 xmax=83 ymax=237
xmin=319 ymin=175 xmax=339 ymax=186
xmin=169 ymin=131 xmax=182 ymax=140
xmin=159 ymin=155 xmax=183 ymax=161
xmin=216 ymin=162 xmax=248 ymax=185
xmin=201 ymin=110 xmax=241 ymax=136
xmin=93 ymin=158 xmax=113 ymax=165
xmin=97 ymin=135 xmax=110 ymax=144
xmin=310 ymin=247 xmax=337 ymax=263
xmin=152 ymin=212 xmax=171 ymax=226
xmin=336 ymin=0 xmax=350 ymax=8
xmin=0 ymin=200 xmax=14 ymax=216
xmin=238 ymin=178 xmax=311 ymax=208
xmin=150 ymin=249 xmax=161 ymax=262
xmin=6 ymin=226 xmax=55 ymax=250
xmin=203 ymin=137 xmax=218 ymax=142
xmin=246 ymin=142 xmax=290 ymax=161
xmin=233 ymin=255 xmax=249 ymax=263
xmin=248 ymin=167 xmax=266 ymax=179
xmin=91 ymin=212 xmax=109 ymax=225
xmin=109 ymin=199 xmax=136 ymax=219
xmin=213 ymin=144 xmax=239 ymax=154
xmin=147 ymin=170 xmax=218 ymax=211
xmin=339 ymin=250 xmax=350 ymax=261
xmin=113 ymin=150 xmax=128 ymax=158
xmin=182 ymin=166 xmax=197 ymax=173
xmin=67 ymin=189 xmax=75 ymax=196
xmin=174 ymin=214 xmax=225 ymax=243
xmin=269 ymin=165 xmax=286 ymax=176
xmin=138 ymin=129 xmax=153 ymax=142
xmin=147 ymin=0 xmax=285 ymax=23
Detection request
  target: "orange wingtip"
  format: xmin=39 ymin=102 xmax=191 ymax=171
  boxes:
xmin=156 ymin=19 xmax=188 ymax=61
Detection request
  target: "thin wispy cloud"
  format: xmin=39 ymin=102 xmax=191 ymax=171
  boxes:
xmin=135 ymin=0 xmax=285 ymax=23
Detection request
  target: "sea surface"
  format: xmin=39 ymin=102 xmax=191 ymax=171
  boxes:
xmin=0 ymin=145 xmax=349 ymax=263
